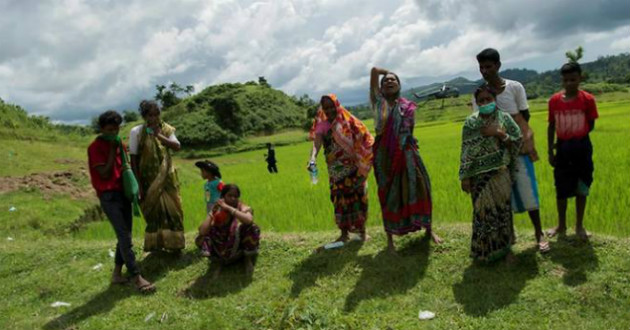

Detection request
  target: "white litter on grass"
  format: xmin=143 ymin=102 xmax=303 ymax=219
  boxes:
xmin=160 ymin=312 xmax=168 ymax=323
xmin=144 ymin=312 xmax=156 ymax=322
xmin=8 ymin=206 xmax=16 ymax=212
xmin=418 ymin=310 xmax=435 ymax=320
xmin=92 ymin=263 xmax=103 ymax=270
xmin=51 ymin=301 xmax=71 ymax=308
xmin=108 ymin=249 xmax=115 ymax=258
xmin=7 ymin=237 xmax=14 ymax=241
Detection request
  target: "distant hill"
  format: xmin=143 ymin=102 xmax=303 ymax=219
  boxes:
xmin=161 ymin=82 xmax=313 ymax=148
xmin=399 ymin=52 xmax=630 ymax=103
xmin=0 ymin=98 xmax=92 ymax=142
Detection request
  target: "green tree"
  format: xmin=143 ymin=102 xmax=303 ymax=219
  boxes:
xmin=565 ymin=46 xmax=584 ymax=63
xmin=258 ymin=76 xmax=270 ymax=88
xmin=122 ymin=110 xmax=139 ymax=123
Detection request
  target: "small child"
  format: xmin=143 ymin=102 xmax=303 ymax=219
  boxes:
xmin=195 ymin=160 xmax=224 ymax=255
xmin=195 ymin=160 xmax=224 ymax=214
xmin=547 ymin=62 xmax=598 ymax=240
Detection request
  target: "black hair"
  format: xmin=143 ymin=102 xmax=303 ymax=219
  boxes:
xmin=98 ymin=110 xmax=123 ymax=128
xmin=138 ymin=100 xmax=161 ymax=118
xmin=474 ymin=84 xmax=497 ymax=102
xmin=380 ymin=72 xmax=401 ymax=99
xmin=560 ymin=62 xmax=582 ymax=76
xmin=195 ymin=160 xmax=222 ymax=179
xmin=476 ymin=48 xmax=501 ymax=64
xmin=220 ymin=183 xmax=240 ymax=198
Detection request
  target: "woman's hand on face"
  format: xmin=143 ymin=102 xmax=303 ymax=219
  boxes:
xmin=216 ymin=198 xmax=228 ymax=210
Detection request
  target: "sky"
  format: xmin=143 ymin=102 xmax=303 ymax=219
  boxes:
xmin=0 ymin=0 xmax=628 ymax=123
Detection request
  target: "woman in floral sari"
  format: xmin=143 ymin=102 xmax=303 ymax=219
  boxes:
xmin=129 ymin=100 xmax=184 ymax=252
xmin=308 ymin=94 xmax=374 ymax=246
xmin=460 ymin=85 xmax=522 ymax=262
xmin=370 ymin=67 xmax=442 ymax=253
xmin=198 ymin=184 xmax=260 ymax=278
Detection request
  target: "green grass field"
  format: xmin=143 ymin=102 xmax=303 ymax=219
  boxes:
xmin=70 ymin=91 xmax=630 ymax=239
xmin=1 ymin=91 xmax=629 ymax=329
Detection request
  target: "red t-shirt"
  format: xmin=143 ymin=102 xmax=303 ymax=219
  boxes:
xmin=87 ymin=138 xmax=124 ymax=196
xmin=548 ymin=90 xmax=598 ymax=140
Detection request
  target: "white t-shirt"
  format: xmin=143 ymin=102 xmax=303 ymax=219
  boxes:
xmin=128 ymin=124 xmax=180 ymax=155
xmin=472 ymin=79 xmax=529 ymax=115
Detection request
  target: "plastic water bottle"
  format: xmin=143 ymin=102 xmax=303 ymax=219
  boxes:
xmin=324 ymin=241 xmax=344 ymax=250
xmin=308 ymin=161 xmax=318 ymax=184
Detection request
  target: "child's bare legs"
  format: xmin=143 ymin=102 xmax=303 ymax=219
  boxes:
xmin=548 ymin=198 xmax=568 ymax=238
xmin=528 ymin=210 xmax=549 ymax=251
xmin=576 ymin=195 xmax=590 ymax=240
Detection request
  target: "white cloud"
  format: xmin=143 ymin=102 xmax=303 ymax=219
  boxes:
xmin=0 ymin=0 xmax=628 ymax=122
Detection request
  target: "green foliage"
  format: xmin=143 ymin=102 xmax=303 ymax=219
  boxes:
xmin=0 ymin=100 xmax=92 ymax=141
xmin=581 ymin=82 xmax=628 ymax=95
xmin=566 ymin=46 xmax=584 ymax=63
xmin=122 ymin=110 xmax=139 ymax=123
xmin=155 ymin=82 xmax=194 ymax=108
xmin=162 ymin=83 xmax=308 ymax=148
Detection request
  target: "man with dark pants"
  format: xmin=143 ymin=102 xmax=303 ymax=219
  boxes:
xmin=474 ymin=48 xmax=549 ymax=253
xmin=88 ymin=110 xmax=155 ymax=293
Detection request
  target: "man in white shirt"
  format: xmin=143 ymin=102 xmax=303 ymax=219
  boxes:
xmin=474 ymin=48 xmax=548 ymax=253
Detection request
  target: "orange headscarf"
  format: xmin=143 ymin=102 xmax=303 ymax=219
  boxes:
xmin=308 ymin=94 xmax=374 ymax=177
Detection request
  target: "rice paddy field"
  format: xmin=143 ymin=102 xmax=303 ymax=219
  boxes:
xmin=1 ymin=91 xmax=629 ymax=330
xmin=73 ymin=91 xmax=630 ymax=240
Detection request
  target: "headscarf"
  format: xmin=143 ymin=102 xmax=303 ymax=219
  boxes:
xmin=309 ymin=94 xmax=374 ymax=177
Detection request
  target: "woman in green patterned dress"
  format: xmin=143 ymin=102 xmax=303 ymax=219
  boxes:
xmin=459 ymin=86 xmax=522 ymax=262
xmin=129 ymin=100 xmax=185 ymax=252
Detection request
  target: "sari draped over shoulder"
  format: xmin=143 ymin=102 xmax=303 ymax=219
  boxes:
xmin=309 ymin=94 xmax=374 ymax=232
xmin=459 ymin=111 xmax=522 ymax=261
xmin=137 ymin=122 xmax=185 ymax=251
xmin=372 ymin=93 xmax=432 ymax=235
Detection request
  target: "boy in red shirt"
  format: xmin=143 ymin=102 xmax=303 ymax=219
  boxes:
xmin=547 ymin=62 xmax=598 ymax=240
xmin=88 ymin=110 xmax=155 ymax=293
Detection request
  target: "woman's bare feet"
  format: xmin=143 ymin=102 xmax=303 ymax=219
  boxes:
xmin=546 ymin=226 xmax=567 ymax=238
xmin=576 ymin=227 xmax=591 ymax=241
xmin=359 ymin=231 xmax=371 ymax=242
xmin=428 ymin=230 xmax=443 ymax=244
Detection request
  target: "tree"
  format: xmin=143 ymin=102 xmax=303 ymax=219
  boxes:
xmin=155 ymin=82 xmax=193 ymax=108
xmin=123 ymin=110 xmax=139 ymax=123
xmin=258 ymin=76 xmax=270 ymax=88
xmin=565 ymin=46 xmax=584 ymax=64
xmin=90 ymin=116 xmax=100 ymax=134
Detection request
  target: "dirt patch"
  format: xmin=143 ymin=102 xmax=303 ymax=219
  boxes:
xmin=53 ymin=158 xmax=83 ymax=165
xmin=0 ymin=169 xmax=94 ymax=200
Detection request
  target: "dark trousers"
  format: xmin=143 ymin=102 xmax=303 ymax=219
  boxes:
xmin=99 ymin=191 xmax=140 ymax=276
xmin=267 ymin=164 xmax=278 ymax=173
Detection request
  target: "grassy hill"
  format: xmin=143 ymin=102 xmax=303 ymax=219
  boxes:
xmin=160 ymin=82 xmax=311 ymax=149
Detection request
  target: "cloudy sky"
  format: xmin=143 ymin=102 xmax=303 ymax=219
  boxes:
xmin=1 ymin=0 xmax=628 ymax=123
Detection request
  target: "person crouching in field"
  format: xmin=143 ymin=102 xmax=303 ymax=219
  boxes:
xmin=87 ymin=110 xmax=155 ymax=293
xmin=460 ymin=86 xmax=522 ymax=262
xmin=308 ymin=94 xmax=374 ymax=248
xmin=194 ymin=160 xmax=224 ymax=256
xmin=547 ymin=62 xmax=599 ymax=241
xmin=197 ymin=184 xmax=260 ymax=278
